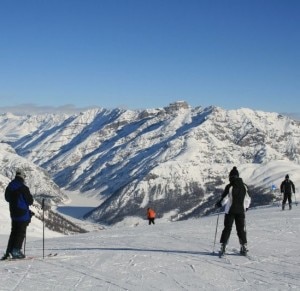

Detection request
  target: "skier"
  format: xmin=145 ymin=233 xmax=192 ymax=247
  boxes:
xmin=147 ymin=207 xmax=156 ymax=225
xmin=280 ymin=174 xmax=295 ymax=210
xmin=215 ymin=175 xmax=251 ymax=256
xmin=1 ymin=169 xmax=34 ymax=260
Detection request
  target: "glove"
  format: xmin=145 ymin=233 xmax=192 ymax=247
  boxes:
xmin=29 ymin=210 xmax=35 ymax=223
xmin=215 ymin=200 xmax=222 ymax=208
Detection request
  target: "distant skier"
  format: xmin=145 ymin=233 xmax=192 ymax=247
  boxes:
xmin=215 ymin=175 xmax=251 ymax=256
xmin=229 ymin=166 xmax=239 ymax=178
xmin=1 ymin=169 xmax=34 ymax=260
xmin=280 ymin=174 xmax=295 ymax=210
xmin=147 ymin=208 xmax=156 ymax=225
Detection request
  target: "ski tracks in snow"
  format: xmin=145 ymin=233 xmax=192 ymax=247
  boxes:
xmin=38 ymin=255 xmax=130 ymax=290
xmin=8 ymin=263 xmax=33 ymax=291
xmin=1 ymin=206 xmax=300 ymax=290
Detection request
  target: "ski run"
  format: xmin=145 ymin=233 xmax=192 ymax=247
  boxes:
xmin=0 ymin=204 xmax=299 ymax=290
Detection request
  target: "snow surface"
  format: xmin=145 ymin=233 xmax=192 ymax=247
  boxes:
xmin=1 ymin=204 xmax=300 ymax=290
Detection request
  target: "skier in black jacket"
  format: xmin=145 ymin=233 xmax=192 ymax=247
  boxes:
xmin=215 ymin=175 xmax=251 ymax=256
xmin=1 ymin=169 xmax=34 ymax=260
xmin=280 ymin=174 xmax=295 ymax=210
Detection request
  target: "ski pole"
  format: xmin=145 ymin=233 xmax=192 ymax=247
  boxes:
xmin=294 ymin=193 xmax=298 ymax=206
xmin=23 ymin=234 xmax=26 ymax=256
xmin=42 ymin=199 xmax=45 ymax=259
xmin=212 ymin=208 xmax=221 ymax=254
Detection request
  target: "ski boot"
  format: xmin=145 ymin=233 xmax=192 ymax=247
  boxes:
xmin=240 ymin=244 xmax=248 ymax=256
xmin=0 ymin=253 xmax=11 ymax=261
xmin=282 ymin=204 xmax=285 ymax=211
xmin=219 ymin=243 xmax=226 ymax=257
xmin=289 ymin=204 xmax=292 ymax=210
xmin=11 ymin=249 xmax=25 ymax=259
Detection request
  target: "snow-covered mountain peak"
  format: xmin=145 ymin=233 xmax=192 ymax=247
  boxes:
xmin=0 ymin=103 xmax=299 ymax=225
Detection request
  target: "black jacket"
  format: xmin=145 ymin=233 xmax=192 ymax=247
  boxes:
xmin=280 ymin=179 xmax=295 ymax=194
xmin=221 ymin=177 xmax=251 ymax=214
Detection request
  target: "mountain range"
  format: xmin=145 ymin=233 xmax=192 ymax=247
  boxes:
xmin=0 ymin=101 xmax=299 ymax=226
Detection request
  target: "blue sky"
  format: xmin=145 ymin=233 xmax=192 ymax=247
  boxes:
xmin=0 ymin=0 xmax=299 ymax=114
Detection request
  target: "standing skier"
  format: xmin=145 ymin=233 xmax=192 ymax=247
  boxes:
xmin=147 ymin=207 xmax=156 ymax=225
xmin=1 ymin=169 xmax=34 ymax=260
xmin=280 ymin=174 xmax=295 ymax=210
xmin=215 ymin=175 xmax=251 ymax=256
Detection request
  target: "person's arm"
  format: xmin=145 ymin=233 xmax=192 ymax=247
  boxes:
xmin=215 ymin=184 xmax=231 ymax=208
xmin=23 ymin=186 xmax=34 ymax=206
xmin=244 ymin=184 xmax=251 ymax=210
xmin=291 ymin=181 xmax=296 ymax=193
xmin=221 ymin=184 xmax=231 ymax=200
xmin=4 ymin=187 xmax=11 ymax=202
xmin=280 ymin=182 xmax=284 ymax=193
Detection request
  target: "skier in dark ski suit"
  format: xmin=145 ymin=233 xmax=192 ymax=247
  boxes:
xmin=1 ymin=170 xmax=34 ymax=260
xmin=215 ymin=175 xmax=251 ymax=255
xmin=280 ymin=174 xmax=295 ymax=210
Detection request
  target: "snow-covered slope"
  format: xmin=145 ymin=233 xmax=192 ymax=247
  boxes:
xmin=0 ymin=102 xmax=300 ymax=225
xmin=0 ymin=143 xmax=68 ymax=204
xmin=0 ymin=205 xmax=299 ymax=290
xmin=0 ymin=143 xmax=89 ymax=236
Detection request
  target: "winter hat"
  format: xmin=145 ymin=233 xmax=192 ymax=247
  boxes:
xmin=16 ymin=169 xmax=26 ymax=180
xmin=229 ymin=166 xmax=239 ymax=178
xmin=285 ymin=174 xmax=289 ymax=179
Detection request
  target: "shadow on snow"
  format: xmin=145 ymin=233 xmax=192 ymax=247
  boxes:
xmin=47 ymin=246 xmax=217 ymax=257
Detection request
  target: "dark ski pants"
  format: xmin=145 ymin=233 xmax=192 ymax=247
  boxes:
xmin=282 ymin=193 xmax=292 ymax=206
xmin=5 ymin=221 xmax=29 ymax=254
xmin=220 ymin=212 xmax=247 ymax=245
xmin=148 ymin=218 xmax=155 ymax=225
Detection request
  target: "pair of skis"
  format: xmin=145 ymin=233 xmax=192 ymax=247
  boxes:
xmin=218 ymin=251 xmax=247 ymax=258
xmin=2 ymin=253 xmax=58 ymax=262
xmin=217 ymin=248 xmax=253 ymax=260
